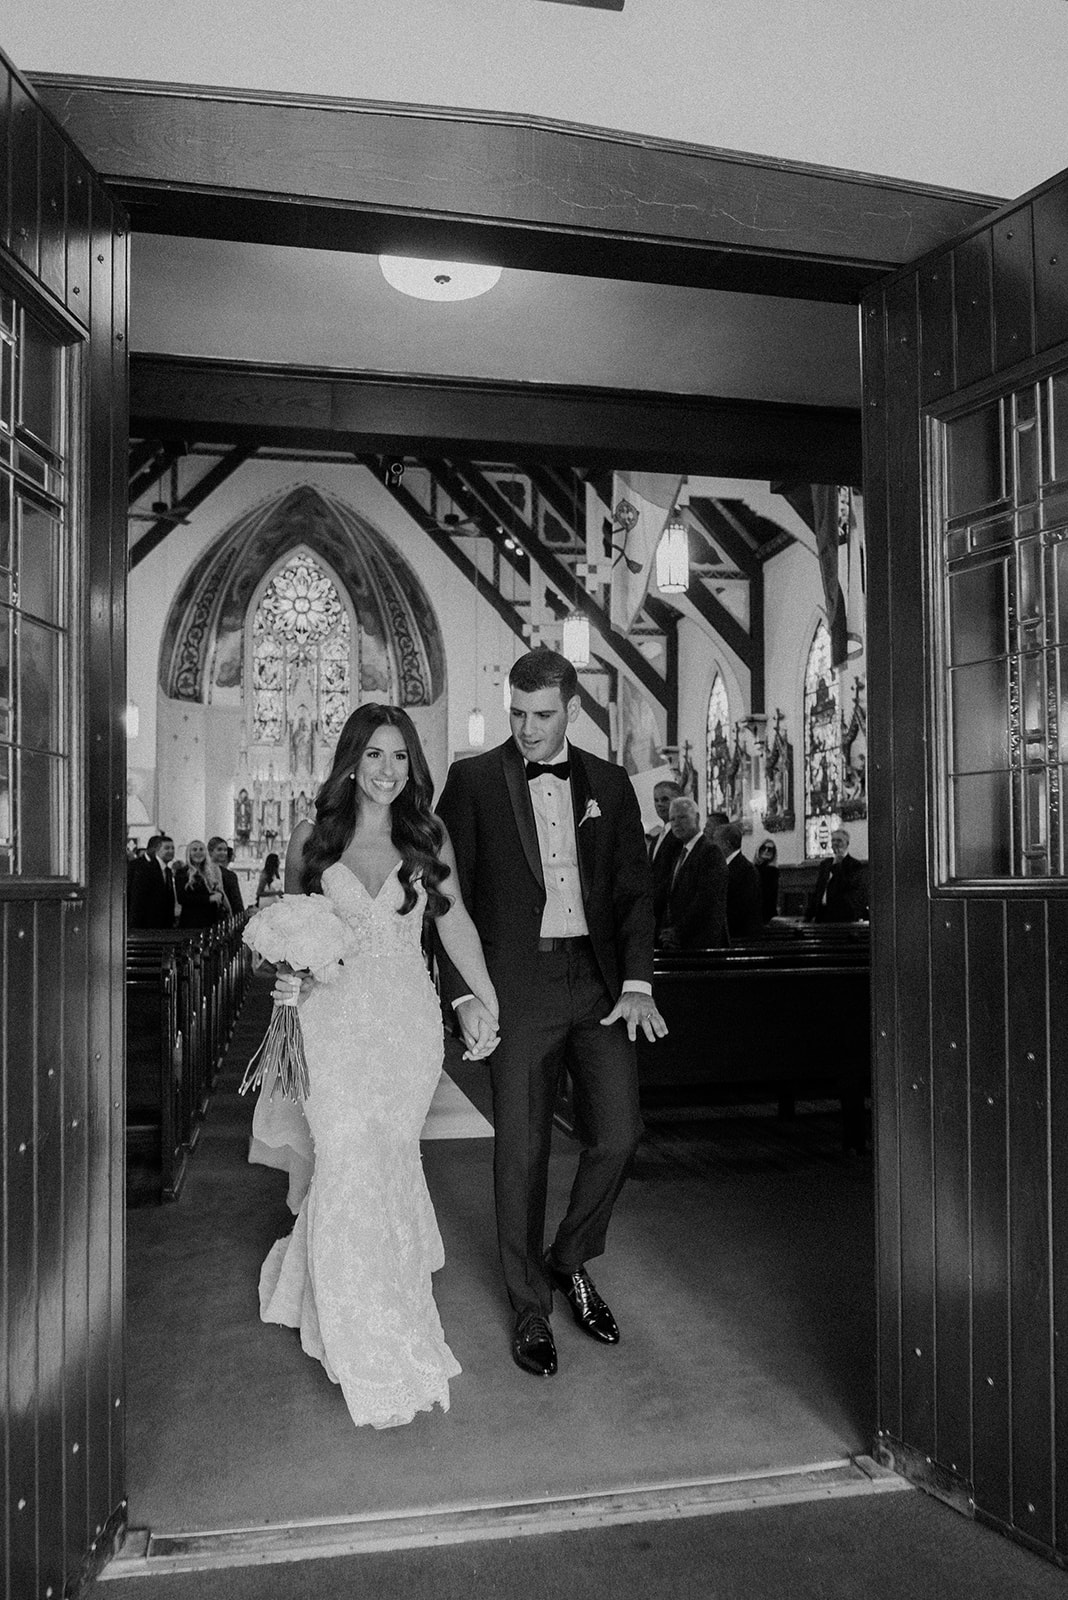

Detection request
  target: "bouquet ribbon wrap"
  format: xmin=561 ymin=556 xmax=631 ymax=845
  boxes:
xmin=238 ymin=893 xmax=349 ymax=1103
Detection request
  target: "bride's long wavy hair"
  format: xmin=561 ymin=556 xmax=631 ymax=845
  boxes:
xmin=299 ymin=704 xmax=451 ymax=918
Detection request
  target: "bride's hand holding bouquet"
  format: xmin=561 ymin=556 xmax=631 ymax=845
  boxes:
xmin=239 ymin=894 xmax=349 ymax=1102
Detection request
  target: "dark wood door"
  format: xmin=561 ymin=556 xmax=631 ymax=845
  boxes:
xmin=863 ymin=166 xmax=1068 ymax=1564
xmin=0 ymin=48 xmax=128 ymax=1600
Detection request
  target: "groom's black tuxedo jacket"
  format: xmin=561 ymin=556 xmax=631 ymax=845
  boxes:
xmin=436 ymin=738 xmax=654 ymax=1003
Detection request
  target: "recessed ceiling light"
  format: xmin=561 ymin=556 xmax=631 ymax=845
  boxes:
xmin=378 ymin=255 xmax=502 ymax=302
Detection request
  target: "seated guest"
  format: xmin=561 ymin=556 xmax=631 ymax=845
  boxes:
xmin=646 ymin=779 xmax=683 ymax=935
xmin=256 ymin=852 xmax=283 ymax=906
xmin=712 ymin=821 xmax=764 ymax=940
xmin=176 ymin=839 xmax=227 ymax=928
xmin=805 ymin=827 xmax=869 ymax=923
xmin=128 ymin=832 xmax=179 ymax=929
xmin=659 ymin=798 xmax=729 ymax=950
xmin=755 ymin=838 xmax=780 ymax=923
xmin=208 ymin=834 xmax=245 ymax=918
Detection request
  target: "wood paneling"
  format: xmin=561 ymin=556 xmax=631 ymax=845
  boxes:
xmin=129 ymin=355 xmax=864 ymax=483
xmin=862 ymin=165 xmax=1068 ymax=1567
xmin=30 ymin=78 xmax=1001 ymax=305
xmin=0 ymin=48 xmax=128 ymax=1600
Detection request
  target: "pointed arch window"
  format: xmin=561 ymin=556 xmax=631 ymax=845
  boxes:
xmin=250 ymin=552 xmax=355 ymax=754
xmin=803 ymin=620 xmax=842 ymax=857
xmin=706 ymin=673 xmax=731 ymax=815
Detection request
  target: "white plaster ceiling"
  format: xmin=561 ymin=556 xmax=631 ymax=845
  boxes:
xmin=131 ymin=234 xmax=861 ymax=408
xmin=9 ymin=0 xmax=1068 ymax=197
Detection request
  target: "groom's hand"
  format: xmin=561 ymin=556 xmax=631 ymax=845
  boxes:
xmin=456 ymin=997 xmax=500 ymax=1061
xmin=601 ymin=991 xmax=668 ymax=1043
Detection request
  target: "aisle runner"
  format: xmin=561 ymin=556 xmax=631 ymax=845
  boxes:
xmin=420 ymin=1072 xmax=493 ymax=1140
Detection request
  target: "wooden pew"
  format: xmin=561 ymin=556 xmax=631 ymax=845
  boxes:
xmin=125 ymin=948 xmax=187 ymax=1202
xmin=126 ymin=916 xmax=252 ymax=1203
xmin=637 ymin=930 xmax=870 ymax=1151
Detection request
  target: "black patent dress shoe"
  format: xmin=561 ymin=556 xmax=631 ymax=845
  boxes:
xmin=512 ymin=1310 xmax=558 ymax=1377
xmin=546 ymin=1258 xmax=620 ymax=1343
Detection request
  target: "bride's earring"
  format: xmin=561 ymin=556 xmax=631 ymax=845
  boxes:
xmin=349 ymin=771 xmax=356 ymax=780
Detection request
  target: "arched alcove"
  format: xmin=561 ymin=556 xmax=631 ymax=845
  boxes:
xmin=155 ymin=483 xmax=447 ymax=865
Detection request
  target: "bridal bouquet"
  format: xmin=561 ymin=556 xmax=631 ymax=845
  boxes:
xmin=238 ymin=894 xmax=349 ymax=1103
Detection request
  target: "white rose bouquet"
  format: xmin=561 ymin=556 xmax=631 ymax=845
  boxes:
xmin=238 ymin=894 xmax=349 ymax=1103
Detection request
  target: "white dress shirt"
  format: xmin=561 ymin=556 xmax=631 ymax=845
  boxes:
xmin=453 ymin=739 xmax=651 ymax=1005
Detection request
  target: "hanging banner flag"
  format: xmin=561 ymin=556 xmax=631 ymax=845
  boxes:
xmin=811 ymin=484 xmax=850 ymax=668
xmin=609 ymin=472 xmax=684 ymax=633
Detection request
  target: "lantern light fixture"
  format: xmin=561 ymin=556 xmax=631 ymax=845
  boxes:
xmin=655 ymin=516 xmax=690 ymax=594
xmin=468 ymin=708 xmax=486 ymax=748
xmin=562 ymin=611 xmax=591 ymax=667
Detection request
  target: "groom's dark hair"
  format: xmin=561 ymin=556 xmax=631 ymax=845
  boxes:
xmin=509 ymin=647 xmax=578 ymax=705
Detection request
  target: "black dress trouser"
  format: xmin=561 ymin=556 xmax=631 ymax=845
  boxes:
xmin=489 ymin=943 xmax=642 ymax=1318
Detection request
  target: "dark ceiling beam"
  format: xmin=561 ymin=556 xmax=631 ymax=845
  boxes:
xmin=129 ymin=437 xmax=163 ymax=479
xmin=682 ymin=582 xmax=755 ymax=675
xmin=31 ymin=78 xmax=1000 ymax=303
xmin=363 ymin=457 xmax=609 ymax=736
xmin=128 ymin=439 xmax=185 ymax=507
xmin=688 ymin=498 xmax=762 ymax=578
xmin=129 ymin=356 xmax=864 ymax=483
xmin=436 ymin=460 xmax=669 ymax=710
xmin=128 ymin=447 xmax=255 ymax=569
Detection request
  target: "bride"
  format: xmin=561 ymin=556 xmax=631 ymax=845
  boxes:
xmin=257 ymin=704 xmax=499 ymax=1429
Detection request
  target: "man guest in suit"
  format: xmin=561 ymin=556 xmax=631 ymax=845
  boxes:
xmin=712 ymin=821 xmax=763 ymax=940
xmin=646 ymin=779 xmax=683 ymax=936
xmin=437 ymin=648 xmax=666 ymax=1379
xmin=128 ymin=832 xmax=179 ymax=929
xmin=806 ymin=827 xmax=869 ymax=922
xmin=658 ymin=798 xmax=729 ymax=950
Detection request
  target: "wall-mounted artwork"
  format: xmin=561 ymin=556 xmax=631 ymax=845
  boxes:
xmin=763 ymin=710 xmax=795 ymax=833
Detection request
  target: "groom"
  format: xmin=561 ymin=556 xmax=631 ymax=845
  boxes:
xmin=437 ymin=648 xmax=666 ymax=1377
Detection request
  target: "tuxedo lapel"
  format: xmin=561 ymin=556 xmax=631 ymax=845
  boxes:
xmin=569 ymin=746 xmax=595 ymax=903
xmin=501 ymin=739 xmax=545 ymax=892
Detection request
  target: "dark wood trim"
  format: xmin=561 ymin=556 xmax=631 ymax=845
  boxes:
xmin=129 ymin=355 xmax=864 ymax=481
xmin=30 ymin=77 xmax=1001 ymax=304
xmin=128 ymin=446 xmax=254 ymax=567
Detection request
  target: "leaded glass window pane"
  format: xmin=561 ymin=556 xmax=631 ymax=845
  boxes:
xmin=705 ymin=673 xmax=730 ymax=815
xmin=803 ymin=621 xmax=843 ymax=857
xmin=249 ymin=552 xmax=355 ymax=766
xmin=937 ymin=360 xmax=1068 ymax=879
xmin=0 ymin=295 xmax=73 ymax=881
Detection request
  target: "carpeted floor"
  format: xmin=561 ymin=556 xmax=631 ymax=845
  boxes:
xmin=125 ymin=975 xmax=875 ymax=1534
xmin=103 ymin=1488 xmax=1067 ymax=1599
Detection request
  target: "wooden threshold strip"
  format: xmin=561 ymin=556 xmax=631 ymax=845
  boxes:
xmin=100 ymin=1456 xmax=909 ymax=1578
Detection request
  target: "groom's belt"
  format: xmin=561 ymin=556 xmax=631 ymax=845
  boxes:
xmin=536 ymin=934 xmax=592 ymax=953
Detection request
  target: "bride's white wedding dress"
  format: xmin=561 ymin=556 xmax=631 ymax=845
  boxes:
xmin=257 ymin=861 xmax=461 ymax=1429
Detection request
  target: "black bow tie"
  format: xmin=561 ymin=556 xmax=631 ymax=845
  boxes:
xmin=526 ymin=760 xmax=570 ymax=782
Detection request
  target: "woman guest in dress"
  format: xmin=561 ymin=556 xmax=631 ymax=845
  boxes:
xmin=259 ymin=704 xmax=499 ymax=1429
xmin=755 ymin=838 xmax=780 ymax=924
xmin=255 ymin=851 xmax=283 ymax=907
xmin=176 ymin=839 xmax=227 ymax=928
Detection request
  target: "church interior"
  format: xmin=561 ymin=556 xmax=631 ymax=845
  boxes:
xmin=4 ymin=4 xmax=1068 ymax=1597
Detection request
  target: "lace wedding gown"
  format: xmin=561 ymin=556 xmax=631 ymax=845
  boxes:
xmin=258 ymin=861 xmax=461 ymax=1428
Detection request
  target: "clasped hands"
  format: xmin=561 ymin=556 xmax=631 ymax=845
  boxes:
xmin=457 ymin=990 xmax=667 ymax=1055
xmin=454 ymin=997 xmax=501 ymax=1062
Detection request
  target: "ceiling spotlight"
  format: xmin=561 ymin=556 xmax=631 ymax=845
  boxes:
xmin=379 ymin=255 xmax=503 ymax=302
